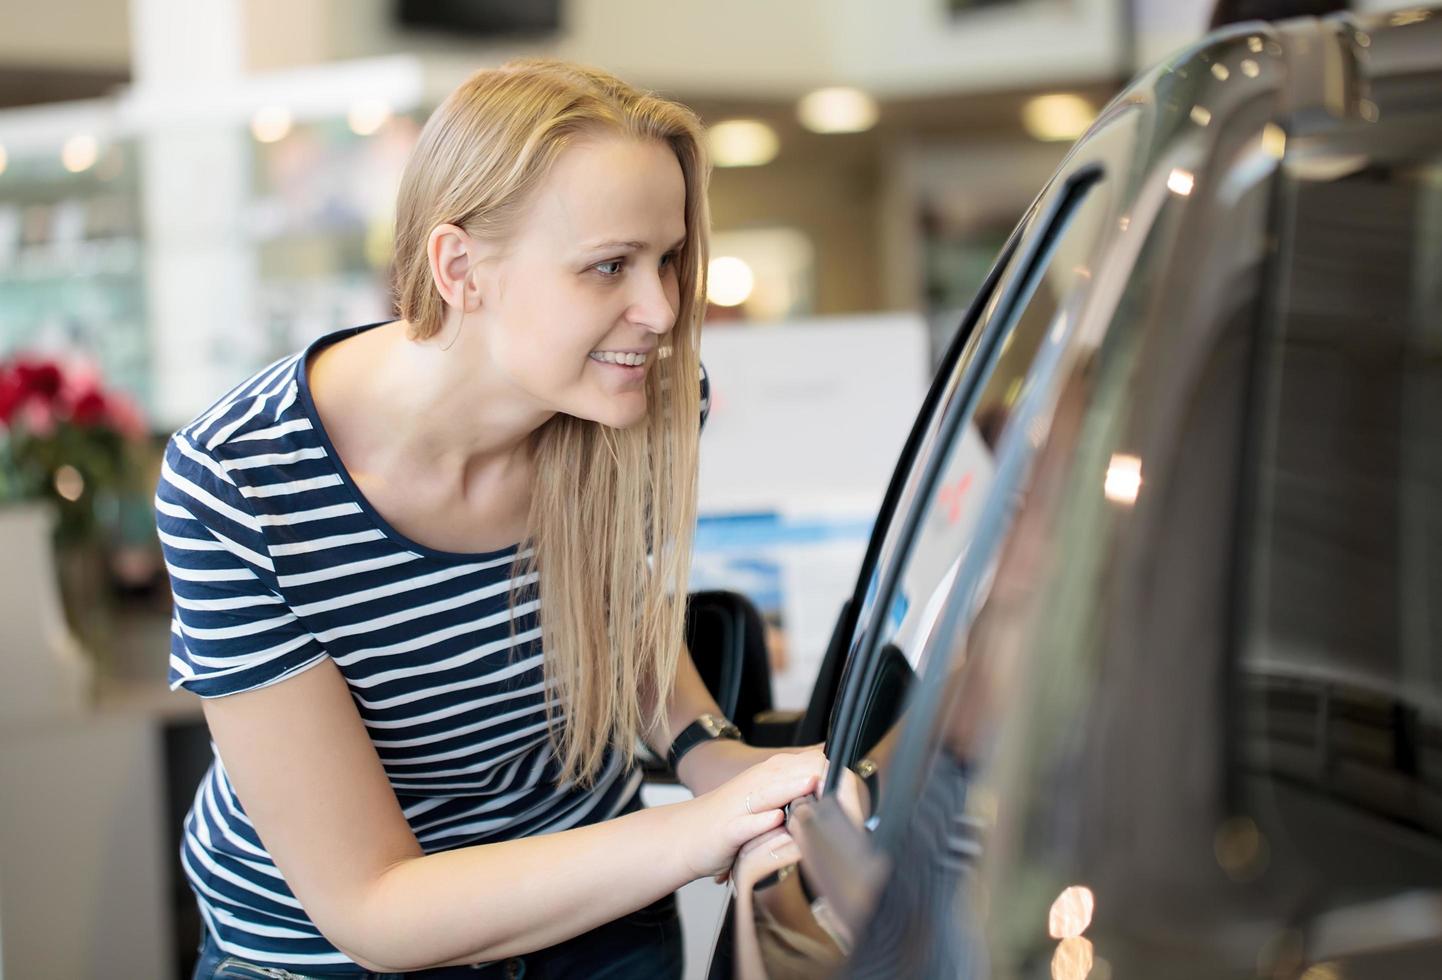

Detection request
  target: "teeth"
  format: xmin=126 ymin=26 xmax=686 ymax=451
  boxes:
xmin=590 ymin=351 xmax=647 ymax=366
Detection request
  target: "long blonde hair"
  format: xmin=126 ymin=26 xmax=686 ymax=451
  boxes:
xmin=392 ymin=59 xmax=708 ymax=787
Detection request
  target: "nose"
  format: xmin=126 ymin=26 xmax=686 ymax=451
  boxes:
xmin=627 ymin=268 xmax=677 ymax=336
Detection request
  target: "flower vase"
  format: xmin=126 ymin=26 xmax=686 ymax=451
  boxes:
xmin=0 ymin=501 xmax=94 ymax=724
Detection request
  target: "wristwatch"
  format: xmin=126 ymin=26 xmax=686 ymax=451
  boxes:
xmin=666 ymin=712 xmax=742 ymax=771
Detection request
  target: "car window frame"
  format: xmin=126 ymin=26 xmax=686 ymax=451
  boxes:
xmin=824 ymin=163 xmax=1108 ymax=789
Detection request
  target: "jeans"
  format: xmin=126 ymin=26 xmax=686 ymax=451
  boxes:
xmin=192 ymin=891 xmax=684 ymax=979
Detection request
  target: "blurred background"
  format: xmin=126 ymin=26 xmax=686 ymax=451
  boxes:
xmin=0 ymin=0 xmax=1418 ymax=977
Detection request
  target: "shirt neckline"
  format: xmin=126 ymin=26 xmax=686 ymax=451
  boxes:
xmin=294 ymin=320 xmax=527 ymax=565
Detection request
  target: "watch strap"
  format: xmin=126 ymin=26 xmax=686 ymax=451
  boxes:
xmin=666 ymin=714 xmax=741 ymax=771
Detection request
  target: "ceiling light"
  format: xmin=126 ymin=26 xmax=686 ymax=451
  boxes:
xmin=62 ymin=134 xmax=99 ymax=173
xmin=1022 ymin=94 xmax=1095 ymax=143
xmin=251 ymin=106 xmax=293 ymax=144
xmin=797 ymin=87 xmax=879 ymax=134
xmin=707 ymin=120 xmax=779 ymax=168
xmin=348 ymin=100 xmax=392 ymax=136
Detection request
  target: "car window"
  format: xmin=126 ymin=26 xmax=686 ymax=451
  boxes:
xmin=1237 ymin=134 xmax=1442 ymax=926
xmin=827 ymin=167 xmax=1111 ymax=776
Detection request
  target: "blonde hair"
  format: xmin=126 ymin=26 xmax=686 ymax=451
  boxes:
xmin=392 ymin=59 xmax=708 ymax=787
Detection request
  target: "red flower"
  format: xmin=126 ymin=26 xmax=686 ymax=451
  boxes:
xmin=0 ymin=355 xmax=147 ymax=438
xmin=20 ymin=398 xmax=57 ymax=437
xmin=14 ymin=360 xmax=63 ymax=401
xmin=69 ymin=388 xmax=109 ymax=426
xmin=0 ymin=368 xmax=23 ymax=426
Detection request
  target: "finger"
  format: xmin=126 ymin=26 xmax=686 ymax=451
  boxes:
xmin=750 ymin=772 xmax=820 ymax=813
xmin=733 ymin=832 xmax=799 ymax=892
xmin=747 ymin=838 xmax=801 ymax=890
xmin=737 ymin=825 xmax=792 ymax=861
xmin=765 ymin=834 xmax=799 ymax=865
xmin=734 ymin=806 xmax=786 ymax=842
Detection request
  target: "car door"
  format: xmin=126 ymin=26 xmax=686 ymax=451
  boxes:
xmin=708 ymin=115 xmax=1136 ymax=976
xmin=714 ymin=15 xmax=1310 ymax=975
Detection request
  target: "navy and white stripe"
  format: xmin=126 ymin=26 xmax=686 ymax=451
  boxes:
xmin=158 ymin=322 xmax=709 ymax=972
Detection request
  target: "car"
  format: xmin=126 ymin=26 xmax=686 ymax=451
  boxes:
xmin=685 ymin=7 xmax=1442 ymax=977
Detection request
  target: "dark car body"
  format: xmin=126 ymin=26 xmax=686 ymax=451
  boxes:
xmin=711 ymin=8 xmax=1442 ymax=978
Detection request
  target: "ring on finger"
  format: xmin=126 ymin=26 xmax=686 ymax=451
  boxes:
xmin=745 ymin=792 xmax=755 ymax=815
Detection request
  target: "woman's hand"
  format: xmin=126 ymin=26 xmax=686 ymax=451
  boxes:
xmin=672 ymin=747 xmax=825 ymax=883
xmin=731 ymin=825 xmax=802 ymax=896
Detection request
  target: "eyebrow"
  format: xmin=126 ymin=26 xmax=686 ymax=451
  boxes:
xmin=583 ymin=236 xmax=687 ymax=253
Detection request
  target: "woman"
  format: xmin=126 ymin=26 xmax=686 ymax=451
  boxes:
xmin=159 ymin=59 xmax=830 ymax=978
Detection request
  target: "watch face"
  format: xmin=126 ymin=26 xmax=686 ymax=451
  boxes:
xmin=699 ymin=714 xmax=725 ymax=737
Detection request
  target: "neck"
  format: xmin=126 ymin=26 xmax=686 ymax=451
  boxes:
xmin=317 ymin=318 xmax=553 ymax=499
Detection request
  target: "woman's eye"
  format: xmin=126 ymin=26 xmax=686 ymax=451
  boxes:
xmin=595 ymin=259 xmax=625 ymax=277
xmin=660 ymin=251 xmax=677 ymax=271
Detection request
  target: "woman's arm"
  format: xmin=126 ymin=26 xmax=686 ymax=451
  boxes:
xmin=648 ymin=643 xmax=815 ymax=797
xmin=203 ymin=656 xmax=824 ymax=972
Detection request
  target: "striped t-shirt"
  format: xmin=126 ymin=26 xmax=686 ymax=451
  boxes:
xmin=158 ymin=321 xmax=708 ymax=972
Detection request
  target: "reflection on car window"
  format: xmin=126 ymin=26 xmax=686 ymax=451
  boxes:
xmin=820 ymin=169 xmax=1111 ymax=798
xmin=881 ymin=176 xmax=1112 ymax=676
xmin=1241 ymin=146 xmax=1442 ymax=903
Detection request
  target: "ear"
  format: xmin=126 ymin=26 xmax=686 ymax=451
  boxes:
xmin=426 ymin=223 xmax=483 ymax=313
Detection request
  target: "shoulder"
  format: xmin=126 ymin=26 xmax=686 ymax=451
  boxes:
xmin=172 ymin=352 xmax=314 ymax=458
xmin=157 ymin=352 xmax=319 ymax=550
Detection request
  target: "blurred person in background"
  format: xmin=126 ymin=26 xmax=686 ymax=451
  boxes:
xmin=157 ymin=59 xmax=836 ymax=979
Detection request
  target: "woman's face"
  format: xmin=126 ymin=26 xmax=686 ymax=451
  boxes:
xmin=474 ymin=135 xmax=688 ymax=430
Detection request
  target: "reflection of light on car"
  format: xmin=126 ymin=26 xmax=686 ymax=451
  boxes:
xmin=1390 ymin=9 xmax=1432 ymax=27
xmin=1167 ymin=169 xmax=1195 ymax=196
xmin=1104 ymin=454 xmax=1143 ymax=505
xmin=1051 ymin=936 xmax=1095 ymax=980
xmin=1213 ymin=816 xmax=1270 ymax=881
xmin=707 ymin=256 xmax=755 ymax=306
xmin=1048 ymin=885 xmax=1096 ymax=939
xmin=1262 ymin=124 xmax=1287 ymax=160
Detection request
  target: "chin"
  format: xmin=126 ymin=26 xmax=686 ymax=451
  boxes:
xmin=599 ymin=407 xmax=649 ymax=430
xmin=569 ymin=395 xmax=648 ymax=430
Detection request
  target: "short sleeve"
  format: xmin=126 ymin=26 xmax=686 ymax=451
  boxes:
xmin=699 ymin=361 xmax=711 ymax=431
xmin=156 ymin=434 xmax=328 ymax=698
